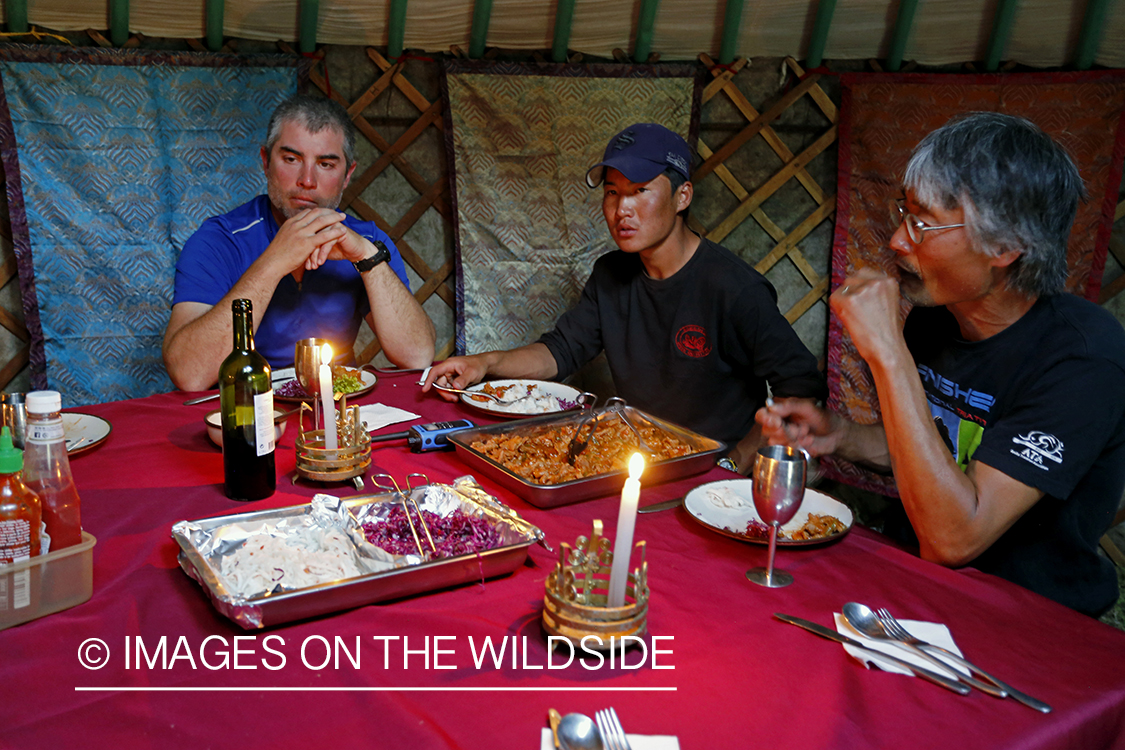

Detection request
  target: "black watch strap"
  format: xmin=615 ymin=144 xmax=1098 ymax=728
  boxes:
xmin=353 ymin=241 xmax=392 ymax=273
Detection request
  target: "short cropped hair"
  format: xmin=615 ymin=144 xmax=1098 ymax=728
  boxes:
xmin=904 ymin=111 xmax=1087 ymax=297
xmin=264 ymin=94 xmax=356 ymax=167
xmin=663 ymin=167 xmax=690 ymax=219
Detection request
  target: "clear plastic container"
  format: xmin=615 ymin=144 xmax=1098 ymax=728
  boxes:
xmin=0 ymin=530 xmax=95 ymax=630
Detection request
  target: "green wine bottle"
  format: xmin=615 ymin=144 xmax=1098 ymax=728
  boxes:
xmin=219 ymin=299 xmax=276 ymax=501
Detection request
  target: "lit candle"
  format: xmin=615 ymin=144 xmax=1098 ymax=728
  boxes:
xmin=319 ymin=344 xmax=337 ymax=450
xmin=607 ymin=453 xmax=644 ymax=608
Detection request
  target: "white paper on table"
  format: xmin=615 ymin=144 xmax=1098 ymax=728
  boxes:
xmin=834 ymin=612 xmax=969 ymax=679
xmin=539 ymin=727 xmax=679 ymax=750
xmin=357 ymin=403 xmax=421 ymax=432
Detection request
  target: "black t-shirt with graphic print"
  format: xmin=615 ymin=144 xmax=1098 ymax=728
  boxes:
xmin=903 ymin=294 xmax=1125 ymax=616
xmin=537 ymin=238 xmax=825 ymax=446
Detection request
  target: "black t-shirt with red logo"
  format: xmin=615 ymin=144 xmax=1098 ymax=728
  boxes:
xmin=902 ymin=294 xmax=1125 ymax=616
xmin=537 ymin=238 xmax=825 ymax=446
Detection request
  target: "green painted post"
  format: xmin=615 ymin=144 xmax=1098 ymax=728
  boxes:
xmin=552 ymin=0 xmax=577 ymax=63
xmin=299 ymin=0 xmax=319 ymax=54
xmin=984 ymin=0 xmax=1019 ymax=71
xmin=718 ymin=0 xmax=744 ymax=65
xmin=806 ymin=0 xmax=837 ymax=69
xmin=469 ymin=0 xmax=493 ymax=58
xmin=886 ymin=0 xmax=918 ymax=72
xmin=205 ymin=0 xmax=224 ymax=51
xmin=389 ymin=0 xmax=408 ymax=59
xmin=6 ymin=0 xmax=28 ymax=33
xmin=1075 ymin=0 xmax=1111 ymax=70
xmin=634 ymin=0 xmax=661 ymax=63
xmin=109 ymin=0 xmax=129 ymax=46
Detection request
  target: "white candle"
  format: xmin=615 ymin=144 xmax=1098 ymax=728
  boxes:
xmin=607 ymin=453 xmax=644 ymax=608
xmin=319 ymin=346 xmax=337 ymax=450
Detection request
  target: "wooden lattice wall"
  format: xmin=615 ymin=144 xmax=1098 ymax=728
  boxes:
xmin=0 ymin=48 xmax=1124 ymax=395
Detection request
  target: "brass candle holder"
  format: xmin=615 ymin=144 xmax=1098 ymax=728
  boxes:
xmin=542 ymin=519 xmax=648 ymax=651
xmin=294 ymin=398 xmax=371 ymax=490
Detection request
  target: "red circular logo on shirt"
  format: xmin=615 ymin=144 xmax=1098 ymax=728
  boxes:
xmin=675 ymin=325 xmax=711 ymax=358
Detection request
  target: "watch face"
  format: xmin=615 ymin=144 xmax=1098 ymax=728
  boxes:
xmin=717 ymin=457 xmax=737 ymax=472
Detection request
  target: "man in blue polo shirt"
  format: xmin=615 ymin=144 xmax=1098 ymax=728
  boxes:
xmin=163 ymin=95 xmax=435 ymax=391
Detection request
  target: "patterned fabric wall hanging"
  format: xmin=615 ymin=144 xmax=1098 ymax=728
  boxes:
xmin=441 ymin=61 xmax=702 ymax=355
xmin=826 ymin=70 xmax=1125 ymax=495
xmin=0 ymin=45 xmax=305 ymax=405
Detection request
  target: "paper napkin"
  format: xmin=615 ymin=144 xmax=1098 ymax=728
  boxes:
xmin=834 ymin=612 xmax=968 ymax=679
xmin=539 ymin=727 xmax=680 ymax=750
xmin=357 ymin=403 xmax=421 ymax=432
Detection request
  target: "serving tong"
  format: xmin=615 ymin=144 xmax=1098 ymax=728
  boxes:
xmin=372 ymin=473 xmax=437 ymax=558
xmin=565 ymin=396 xmax=656 ymax=466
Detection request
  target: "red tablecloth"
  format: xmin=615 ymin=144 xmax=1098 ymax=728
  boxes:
xmin=3 ymin=377 xmax=1125 ymax=749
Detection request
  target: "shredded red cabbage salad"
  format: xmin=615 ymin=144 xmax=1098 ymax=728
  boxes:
xmin=275 ymin=379 xmax=309 ymax=398
xmin=362 ymin=506 xmax=502 ymax=558
xmin=742 ymin=519 xmax=771 ymax=540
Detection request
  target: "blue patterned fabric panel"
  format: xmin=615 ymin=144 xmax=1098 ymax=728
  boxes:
xmin=0 ymin=60 xmax=296 ymax=404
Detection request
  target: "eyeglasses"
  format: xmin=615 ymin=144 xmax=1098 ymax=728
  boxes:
xmin=889 ymin=198 xmax=964 ymax=245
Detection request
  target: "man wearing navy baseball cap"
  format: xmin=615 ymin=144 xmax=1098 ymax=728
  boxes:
xmin=425 ymin=123 xmax=824 ymax=471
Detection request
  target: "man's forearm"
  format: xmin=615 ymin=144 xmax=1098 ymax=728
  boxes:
xmin=866 ymin=343 xmax=987 ymax=562
xmin=163 ymin=263 xmax=283 ymax=391
xmin=479 ymin=343 xmax=559 ymax=380
xmin=362 ymin=265 xmax=435 ymax=368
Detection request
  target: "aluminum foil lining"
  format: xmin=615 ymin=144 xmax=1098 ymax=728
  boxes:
xmin=172 ymin=476 xmax=544 ymax=609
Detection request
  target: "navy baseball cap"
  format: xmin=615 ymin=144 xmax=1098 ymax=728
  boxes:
xmin=585 ymin=123 xmax=692 ymax=188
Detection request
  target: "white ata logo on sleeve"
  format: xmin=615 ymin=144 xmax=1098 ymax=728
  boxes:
xmin=1010 ymin=431 xmax=1064 ymax=470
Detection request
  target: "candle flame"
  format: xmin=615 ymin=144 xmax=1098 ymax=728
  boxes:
xmin=628 ymin=452 xmax=644 ymax=479
xmin=321 ymin=343 xmax=333 ymax=364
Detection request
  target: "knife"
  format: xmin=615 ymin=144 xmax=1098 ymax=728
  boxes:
xmin=638 ymin=496 xmax=684 ymax=514
xmin=774 ymin=613 xmax=971 ymax=695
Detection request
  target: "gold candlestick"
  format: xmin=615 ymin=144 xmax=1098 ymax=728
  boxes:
xmin=541 ymin=519 xmax=648 ymax=651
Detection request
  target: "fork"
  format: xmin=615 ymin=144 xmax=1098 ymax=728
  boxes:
xmin=431 ymin=382 xmax=533 ymax=406
xmin=595 ymin=707 xmax=633 ymax=750
xmin=875 ymin=608 xmax=1051 ymax=713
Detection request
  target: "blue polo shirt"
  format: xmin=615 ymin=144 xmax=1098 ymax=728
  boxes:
xmin=172 ymin=195 xmax=411 ymax=366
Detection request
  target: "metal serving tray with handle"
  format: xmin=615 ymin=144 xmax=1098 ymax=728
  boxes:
xmin=448 ymin=405 xmax=726 ymax=508
xmin=172 ymin=479 xmax=544 ymax=629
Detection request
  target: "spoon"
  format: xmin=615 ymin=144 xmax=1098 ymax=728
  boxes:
xmin=548 ymin=708 xmax=562 ymax=749
xmin=841 ymin=602 xmax=1005 ymax=697
xmin=557 ymin=712 xmax=603 ymax=750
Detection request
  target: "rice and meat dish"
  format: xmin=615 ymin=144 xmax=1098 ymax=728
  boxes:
xmin=218 ymin=526 xmax=364 ymax=598
xmin=470 ymin=383 xmax=576 ymax=415
xmin=470 ymin=415 xmax=695 ymax=484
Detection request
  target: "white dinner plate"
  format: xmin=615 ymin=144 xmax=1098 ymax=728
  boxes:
xmin=458 ymin=379 xmax=585 ymax=419
xmin=684 ymin=478 xmax=853 ymax=546
xmin=62 ymin=412 xmax=112 ymax=455
xmin=274 ymin=368 xmax=377 ymax=403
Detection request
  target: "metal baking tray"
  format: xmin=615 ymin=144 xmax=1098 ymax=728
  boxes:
xmin=172 ymin=479 xmax=544 ymax=629
xmin=448 ymin=405 xmax=726 ymax=508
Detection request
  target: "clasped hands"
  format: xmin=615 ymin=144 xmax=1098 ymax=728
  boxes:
xmin=271 ymin=207 xmax=372 ymax=274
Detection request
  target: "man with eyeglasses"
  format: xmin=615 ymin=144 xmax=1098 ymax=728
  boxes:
xmin=758 ymin=112 xmax=1125 ymax=617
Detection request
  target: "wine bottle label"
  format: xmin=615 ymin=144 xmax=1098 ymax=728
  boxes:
xmin=253 ymin=391 xmax=275 ymax=457
xmin=26 ymin=418 xmax=65 ymax=444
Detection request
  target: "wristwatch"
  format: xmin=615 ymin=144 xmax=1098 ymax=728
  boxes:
xmin=716 ymin=457 xmax=738 ymax=472
xmin=352 ymin=241 xmax=392 ymax=274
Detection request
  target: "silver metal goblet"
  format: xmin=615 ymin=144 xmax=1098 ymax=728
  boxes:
xmin=745 ymin=444 xmax=808 ymax=588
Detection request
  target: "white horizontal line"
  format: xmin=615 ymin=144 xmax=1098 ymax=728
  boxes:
xmin=76 ymin=686 xmax=677 ymax=692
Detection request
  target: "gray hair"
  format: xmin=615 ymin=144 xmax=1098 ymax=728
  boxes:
xmin=904 ymin=111 xmax=1087 ymax=297
xmin=264 ymin=94 xmax=356 ymax=166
